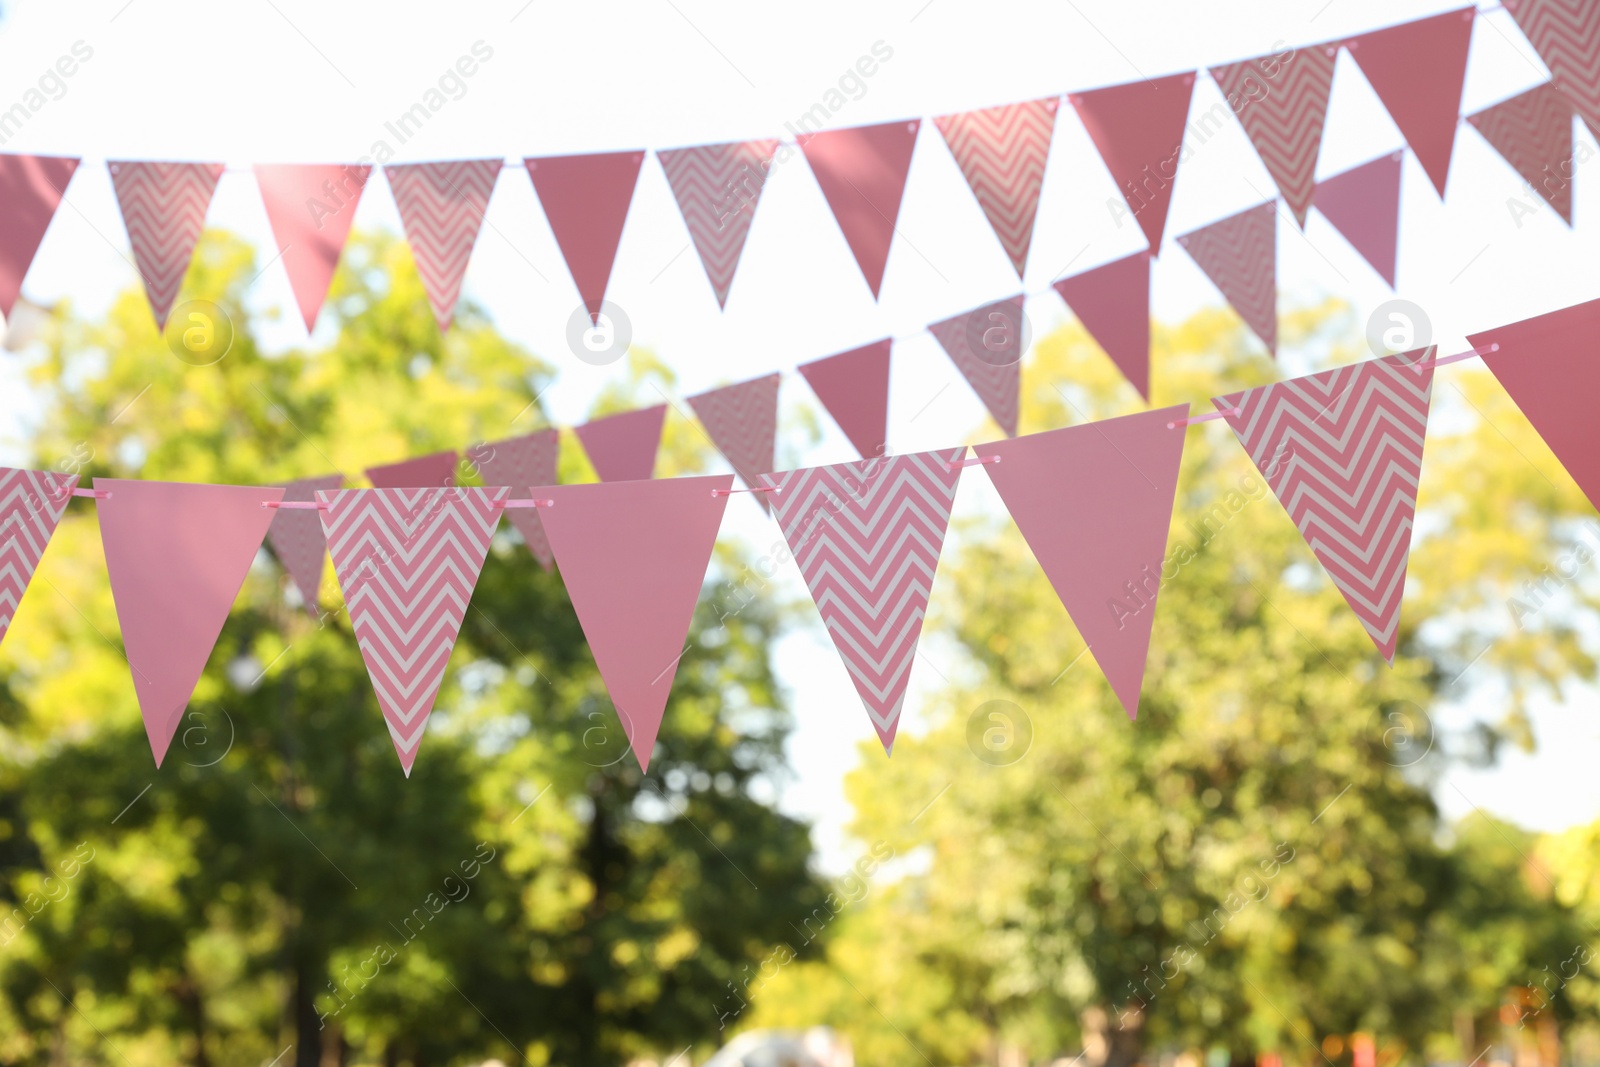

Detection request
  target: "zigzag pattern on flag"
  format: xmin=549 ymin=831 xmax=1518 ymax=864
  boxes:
xmin=1177 ymin=201 xmax=1278 ymax=355
xmin=386 ymin=159 xmax=502 ymax=333
xmin=1217 ymin=349 xmax=1435 ymax=662
xmin=1210 ymin=45 xmax=1337 ymax=228
xmin=472 ymin=430 xmax=560 ymax=570
xmin=933 ymin=98 xmax=1058 ymax=279
xmin=687 ymin=373 xmax=781 ymax=512
xmin=108 ymin=162 xmax=223 ymax=328
xmin=1466 ymin=84 xmax=1576 ymax=225
xmin=657 ymin=140 xmax=780 ymax=309
xmin=318 ymin=486 xmax=505 ymax=775
xmin=1507 ymin=0 xmax=1600 ymax=136
xmin=761 ymin=449 xmax=964 ymax=754
xmin=0 ymin=467 xmax=77 ymax=647
xmin=265 ymin=473 xmax=343 ymax=615
xmin=928 ymin=296 xmax=1024 ymax=437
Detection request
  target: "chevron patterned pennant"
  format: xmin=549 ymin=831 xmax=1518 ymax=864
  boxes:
xmin=1313 ymin=153 xmax=1403 ymax=287
xmin=657 ymin=140 xmax=780 ymax=309
xmin=687 ymin=373 xmax=781 ymax=512
xmin=318 ymin=486 xmax=506 ymax=775
xmin=799 ymin=120 xmax=921 ymax=299
xmin=0 ymin=467 xmax=78 ymax=648
xmin=386 ymin=159 xmax=502 ymax=332
xmin=1466 ymin=84 xmax=1577 ymax=226
xmin=1211 ymin=44 xmax=1337 ymax=228
xmin=1177 ymin=201 xmax=1278 ymax=356
xmin=0 ymin=154 xmax=78 ymax=321
xmin=108 ymin=162 xmax=224 ymax=328
xmin=933 ymin=98 xmax=1058 ymax=279
xmin=472 ymin=429 xmax=560 ymax=570
xmin=1506 ymin=0 xmax=1600 ymax=137
xmin=761 ymin=449 xmax=965 ymax=753
xmin=265 ymin=473 xmax=343 ymax=615
xmin=928 ymin=296 xmax=1025 ymax=437
xmin=1217 ymin=350 xmax=1435 ymax=662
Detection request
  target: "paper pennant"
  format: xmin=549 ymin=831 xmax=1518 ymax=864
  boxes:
xmin=1344 ymin=8 xmax=1475 ymax=197
xmin=657 ymin=140 xmax=780 ymax=308
xmin=933 ymin=98 xmax=1058 ymax=279
xmin=1217 ymin=350 xmax=1435 ymax=662
xmin=319 ymin=487 xmax=505 ymax=774
xmin=472 ymin=430 xmax=560 ymax=569
xmin=1505 ymin=0 xmax=1600 ymax=137
xmin=539 ymin=476 xmax=733 ymax=771
xmin=973 ymin=406 xmax=1187 ymax=719
xmin=1177 ymin=201 xmax=1278 ymax=356
xmin=1053 ymin=251 xmax=1152 ymax=399
xmin=0 ymin=467 xmax=78 ymax=648
xmin=255 ymin=164 xmax=371 ymax=331
xmin=366 ymin=451 xmax=459 ymax=489
xmin=1210 ymin=45 xmax=1338 ymax=227
xmin=265 ymin=473 xmax=343 ymax=615
xmin=1466 ymin=84 xmax=1576 ymax=226
xmin=525 ymin=151 xmax=644 ymax=323
xmin=96 ymin=479 xmax=283 ymax=765
xmin=109 ymin=161 xmax=224 ymax=328
xmin=928 ymin=296 xmax=1025 ymax=437
xmin=686 ymin=373 xmax=781 ymax=512
xmin=386 ymin=159 xmax=502 ymax=332
xmin=797 ymin=340 xmax=892 ymax=461
xmin=1313 ymin=154 xmax=1403 ymax=287
xmin=1070 ymin=73 xmax=1195 ymax=253
xmin=799 ymin=120 xmax=921 ymax=299
xmin=0 ymin=154 xmax=78 ymax=320
xmin=574 ymin=405 xmax=666 ymax=482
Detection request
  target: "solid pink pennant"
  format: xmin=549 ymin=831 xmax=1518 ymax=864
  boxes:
xmin=525 ymin=151 xmax=644 ymax=323
xmin=761 ymin=450 xmax=964 ymax=754
xmin=386 ymin=158 xmax=503 ymax=332
xmin=96 ymin=479 xmax=284 ymax=765
xmin=1313 ymin=153 xmax=1403 ymax=287
xmin=366 ymin=451 xmax=459 ymax=489
xmin=933 ymin=98 xmax=1059 ymax=279
xmin=1053 ymin=251 xmax=1153 ymax=399
xmin=1344 ymin=8 xmax=1475 ymax=197
xmin=109 ymin=161 xmax=224 ymax=328
xmin=657 ymin=140 xmax=780 ymax=308
xmin=472 ymin=429 xmax=560 ymax=570
xmin=1466 ymin=84 xmax=1576 ymax=225
xmin=797 ymin=339 xmax=892 ymax=461
xmin=1177 ymin=201 xmax=1278 ymax=356
xmin=538 ymin=475 xmax=733 ymax=771
xmin=1211 ymin=45 xmax=1338 ymax=228
xmin=255 ymin=164 xmax=372 ymax=331
xmin=1505 ymin=0 xmax=1600 ymax=137
xmin=928 ymin=296 xmax=1025 ymax=437
xmin=799 ymin=120 xmax=921 ymax=299
xmin=264 ymin=473 xmax=343 ymax=616
xmin=574 ymin=406 xmax=666 ymax=482
xmin=0 ymin=154 xmax=78 ymax=320
xmin=319 ymin=487 xmax=505 ymax=775
xmin=1069 ymin=73 xmax=1195 ymax=253
xmin=973 ymin=406 xmax=1187 ymax=719
xmin=0 ymin=467 xmax=78 ymax=648
xmin=686 ymin=373 xmax=781 ymax=512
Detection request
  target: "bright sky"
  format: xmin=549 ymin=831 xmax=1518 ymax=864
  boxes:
xmin=0 ymin=0 xmax=1594 ymax=871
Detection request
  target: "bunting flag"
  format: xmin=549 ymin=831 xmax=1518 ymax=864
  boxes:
xmin=761 ymin=449 xmax=964 ymax=754
xmin=255 ymin=164 xmax=372 ymax=331
xmin=1465 ymin=84 xmax=1576 ymax=225
xmin=265 ymin=473 xmax=344 ymax=615
xmin=796 ymin=340 xmax=892 ymax=461
xmin=385 ymin=158 xmax=503 ymax=332
xmin=973 ymin=406 xmax=1187 ymax=719
xmin=686 ymin=373 xmax=782 ymax=511
xmin=96 ymin=479 xmax=284 ymax=765
xmin=366 ymin=451 xmax=459 ymax=489
xmin=1468 ymin=298 xmax=1600 ymax=513
xmin=1217 ymin=349 xmax=1435 ymax=662
xmin=1505 ymin=0 xmax=1600 ymax=137
xmin=1176 ymin=201 xmax=1278 ymax=356
xmin=928 ymin=296 xmax=1024 ymax=437
xmin=1069 ymin=73 xmax=1196 ymax=253
xmin=108 ymin=161 xmax=224 ymax=328
xmin=318 ymin=487 xmax=505 ymax=774
xmin=1313 ymin=153 xmax=1403 ymax=287
xmin=472 ymin=429 xmax=560 ymax=570
xmin=1053 ymin=251 xmax=1153 ymax=399
xmin=0 ymin=468 xmax=78 ymax=648
xmin=657 ymin=140 xmax=780 ymax=308
xmin=574 ymin=405 xmax=666 ymax=482
xmin=933 ymin=98 xmax=1058 ymax=279
xmin=524 ymin=151 xmax=645 ymax=323
xmin=1210 ymin=45 xmax=1338 ymax=227
xmin=538 ymin=476 xmax=733 ymax=770
xmin=1344 ymin=8 xmax=1475 ymax=197
xmin=0 ymin=154 xmax=78 ymax=320
xmin=799 ymin=120 xmax=921 ymax=299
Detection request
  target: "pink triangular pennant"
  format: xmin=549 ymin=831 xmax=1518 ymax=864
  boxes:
xmin=933 ymin=98 xmax=1059 ymax=278
xmin=109 ymin=161 xmax=224 ymax=328
xmin=797 ymin=340 xmax=892 ymax=461
xmin=255 ymin=164 xmax=372 ymax=331
xmin=799 ymin=120 xmax=921 ymax=299
xmin=524 ymin=151 xmax=644 ymax=323
xmin=386 ymin=159 xmax=503 ymax=332
xmin=1177 ymin=202 xmax=1278 ymax=356
xmin=1217 ymin=350 xmax=1435 ymax=662
xmin=264 ymin=473 xmax=343 ymax=616
xmin=761 ymin=450 xmax=964 ymax=753
xmin=657 ymin=140 xmax=780 ymax=308
xmin=472 ymin=430 xmax=560 ymax=569
xmin=1210 ymin=45 xmax=1338 ymax=227
xmin=1344 ymin=8 xmax=1475 ymax=197
xmin=973 ymin=406 xmax=1187 ymax=718
xmin=1053 ymin=251 xmax=1152 ymax=399
xmin=1069 ymin=73 xmax=1196 ymax=253
xmin=686 ymin=374 xmax=781 ymax=513
xmin=1313 ymin=153 xmax=1403 ymax=287
xmin=0 ymin=467 xmax=78 ymax=647
xmin=1505 ymin=0 xmax=1600 ymax=137
xmin=0 ymin=154 xmax=78 ymax=320
xmin=366 ymin=451 xmax=459 ymax=489
xmin=1466 ymin=85 xmax=1576 ymax=225
xmin=96 ymin=479 xmax=284 ymax=765
xmin=928 ymin=296 xmax=1025 ymax=437
xmin=538 ymin=475 xmax=733 ymax=770
xmin=574 ymin=406 xmax=666 ymax=482
xmin=319 ymin=487 xmax=505 ymax=774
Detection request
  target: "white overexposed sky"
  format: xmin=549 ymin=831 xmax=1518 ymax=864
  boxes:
xmin=0 ymin=0 xmax=1595 ymax=871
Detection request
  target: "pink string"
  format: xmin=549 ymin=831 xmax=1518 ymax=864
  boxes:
xmin=711 ymin=486 xmax=780 ymax=497
xmin=941 ymin=455 xmax=1001 ymax=472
